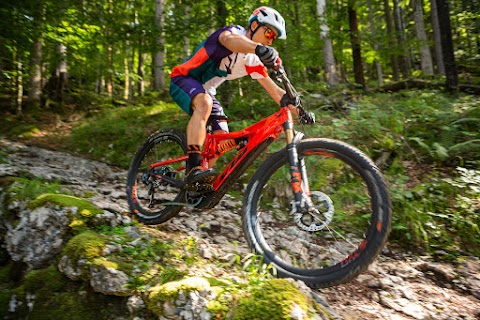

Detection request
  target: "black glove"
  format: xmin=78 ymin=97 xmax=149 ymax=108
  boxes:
xmin=280 ymin=93 xmax=300 ymax=108
xmin=255 ymin=45 xmax=279 ymax=68
xmin=300 ymin=111 xmax=316 ymax=125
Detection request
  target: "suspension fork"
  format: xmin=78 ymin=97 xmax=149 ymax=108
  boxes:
xmin=283 ymin=120 xmax=311 ymax=210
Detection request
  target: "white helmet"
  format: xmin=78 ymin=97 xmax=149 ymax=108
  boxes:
xmin=248 ymin=6 xmax=286 ymax=40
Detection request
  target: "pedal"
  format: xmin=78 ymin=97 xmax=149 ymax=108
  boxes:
xmin=183 ymin=174 xmax=215 ymax=191
xmin=186 ymin=189 xmax=214 ymax=207
xmin=184 ymin=182 xmax=214 ymax=193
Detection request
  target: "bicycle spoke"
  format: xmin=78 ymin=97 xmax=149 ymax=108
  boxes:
xmin=126 ymin=129 xmax=188 ymax=224
xmin=243 ymin=138 xmax=391 ymax=287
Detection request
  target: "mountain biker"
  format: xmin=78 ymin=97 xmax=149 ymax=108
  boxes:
xmin=169 ymin=6 xmax=314 ymax=188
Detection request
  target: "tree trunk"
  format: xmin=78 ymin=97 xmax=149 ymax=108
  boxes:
xmin=129 ymin=42 xmax=135 ymax=100
xmin=183 ymin=2 xmax=191 ymax=60
xmin=137 ymin=40 xmax=145 ymax=96
xmin=106 ymin=45 xmax=113 ymax=97
xmin=215 ymin=0 xmax=227 ymax=28
xmin=430 ymin=0 xmax=445 ymax=75
xmin=393 ymin=0 xmax=410 ymax=78
xmin=27 ymin=0 xmax=47 ymax=109
xmin=27 ymin=0 xmax=46 ymax=109
xmin=436 ymin=0 xmax=458 ymax=90
xmin=28 ymin=40 xmax=43 ymax=108
xmin=124 ymin=57 xmax=129 ymax=100
xmin=16 ymin=55 xmax=23 ymax=116
xmin=154 ymin=0 xmax=166 ymax=91
xmin=123 ymin=36 xmax=131 ymax=100
xmin=412 ymin=0 xmax=434 ymax=75
xmin=317 ymin=0 xmax=340 ymax=86
xmin=55 ymin=43 xmax=68 ymax=102
xmin=106 ymin=0 xmax=114 ymax=97
xmin=383 ymin=0 xmax=400 ymax=81
xmin=348 ymin=2 xmax=366 ymax=90
xmin=368 ymin=0 xmax=384 ymax=85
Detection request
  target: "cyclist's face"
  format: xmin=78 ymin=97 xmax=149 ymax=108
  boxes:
xmin=252 ymin=22 xmax=278 ymax=46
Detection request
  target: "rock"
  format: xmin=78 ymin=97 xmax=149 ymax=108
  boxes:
xmin=415 ymin=261 xmax=457 ymax=284
xmin=90 ymin=264 xmax=133 ymax=296
xmin=58 ymin=255 xmax=86 ymax=281
xmin=4 ymin=206 xmax=72 ymax=268
xmin=2 ymin=138 xmax=480 ymax=320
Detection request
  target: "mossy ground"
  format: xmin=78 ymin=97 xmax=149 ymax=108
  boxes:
xmin=232 ymin=279 xmax=310 ymax=320
xmin=0 ymin=187 xmax=328 ymax=320
xmin=62 ymin=231 xmax=107 ymax=261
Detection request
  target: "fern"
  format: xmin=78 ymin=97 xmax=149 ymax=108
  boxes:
xmin=449 ymin=139 xmax=480 ymax=154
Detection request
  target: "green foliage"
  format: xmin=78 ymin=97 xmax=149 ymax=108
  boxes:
xmin=389 ymin=166 xmax=480 ymax=256
xmin=30 ymin=193 xmax=100 ymax=212
xmin=401 ymin=93 xmax=480 ymax=164
xmin=6 ymin=177 xmax=67 ymax=202
xmin=232 ymin=279 xmax=309 ymax=320
xmin=67 ymin=101 xmax=188 ymax=168
xmin=23 ymin=266 xmax=67 ymax=293
xmin=12 ymin=282 xmax=128 ymax=320
xmin=0 ymin=149 xmax=7 ymax=164
xmin=22 ymin=290 xmax=126 ymax=320
xmin=105 ymin=235 xmax=185 ymax=292
xmin=63 ymin=231 xmax=107 ymax=261
xmin=442 ymin=167 xmax=480 ymax=252
xmin=0 ymin=262 xmax=15 ymax=284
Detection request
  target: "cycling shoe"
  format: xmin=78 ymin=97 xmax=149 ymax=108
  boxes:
xmin=184 ymin=166 xmax=217 ymax=191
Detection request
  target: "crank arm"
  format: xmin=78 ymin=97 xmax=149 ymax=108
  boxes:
xmin=154 ymin=174 xmax=186 ymax=188
xmin=156 ymin=199 xmax=202 ymax=207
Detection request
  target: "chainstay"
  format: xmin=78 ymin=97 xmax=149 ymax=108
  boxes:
xmin=156 ymin=197 xmax=203 ymax=207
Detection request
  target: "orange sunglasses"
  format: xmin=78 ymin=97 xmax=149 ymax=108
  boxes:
xmin=263 ymin=26 xmax=277 ymax=41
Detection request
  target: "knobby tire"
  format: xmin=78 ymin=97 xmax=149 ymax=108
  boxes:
xmin=242 ymin=138 xmax=392 ymax=288
xmin=126 ymin=129 xmax=187 ymax=225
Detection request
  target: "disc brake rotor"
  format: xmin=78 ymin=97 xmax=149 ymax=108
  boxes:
xmin=292 ymin=191 xmax=334 ymax=232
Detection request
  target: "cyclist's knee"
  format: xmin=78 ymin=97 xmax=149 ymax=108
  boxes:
xmin=192 ymin=94 xmax=213 ymax=118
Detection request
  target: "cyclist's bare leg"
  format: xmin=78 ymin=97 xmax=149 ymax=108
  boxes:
xmin=188 ymin=94 xmax=232 ymax=170
xmin=188 ymin=93 xmax=213 ymax=147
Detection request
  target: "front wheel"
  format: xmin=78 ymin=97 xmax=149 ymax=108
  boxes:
xmin=242 ymin=138 xmax=392 ymax=288
xmin=126 ymin=129 xmax=187 ymax=225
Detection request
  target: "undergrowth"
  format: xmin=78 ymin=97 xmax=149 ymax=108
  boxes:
xmin=1 ymin=88 xmax=479 ymax=256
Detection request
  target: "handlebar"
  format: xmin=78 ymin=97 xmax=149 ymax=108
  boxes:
xmin=272 ymin=66 xmax=307 ymax=117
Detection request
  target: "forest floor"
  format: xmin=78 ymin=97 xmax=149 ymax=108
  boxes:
xmin=1 ymin=137 xmax=479 ymax=320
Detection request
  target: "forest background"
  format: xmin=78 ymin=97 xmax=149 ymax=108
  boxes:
xmin=0 ymin=0 xmax=479 ymax=257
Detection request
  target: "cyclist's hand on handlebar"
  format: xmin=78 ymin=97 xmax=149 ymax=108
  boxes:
xmin=255 ymin=45 xmax=280 ymax=68
xmin=300 ymin=111 xmax=316 ymax=125
xmin=280 ymin=93 xmax=299 ymax=108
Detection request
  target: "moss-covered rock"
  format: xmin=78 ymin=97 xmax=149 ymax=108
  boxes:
xmin=89 ymin=263 xmax=132 ymax=296
xmin=232 ymin=279 xmax=310 ymax=320
xmin=23 ymin=265 xmax=68 ymax=293
xmin=62 ymin=231 xmax=107 ymax=262
xmin=30 ymin=193 xmax=103 ymax=232
xmin=15 ymin=284 xmax=129 ymax=320
xmin=6 ymin=265 xmax=128 ymax=319
xmin=146 ymin=276 xmax=216 ymax=318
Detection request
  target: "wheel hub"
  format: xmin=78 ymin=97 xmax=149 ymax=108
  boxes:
xmin=291 ymin=191 xmax=334 ymax=232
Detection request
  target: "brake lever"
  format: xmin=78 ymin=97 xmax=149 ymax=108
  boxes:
xmin=272 ymin=65 xmax=307 ymax=115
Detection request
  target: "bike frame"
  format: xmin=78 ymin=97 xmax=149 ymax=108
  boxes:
xmin=150 ymin=67 xmax=310 ymax=209
xmin=204 ymin=106 xmax=292 ymax=189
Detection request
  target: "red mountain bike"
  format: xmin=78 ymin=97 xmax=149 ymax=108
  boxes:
xmin=126 ymin=67 xmax=392 ymax=288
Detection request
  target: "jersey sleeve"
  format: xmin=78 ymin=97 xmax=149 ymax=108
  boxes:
xmin=244 ymin=53 xmax=268 ymax=79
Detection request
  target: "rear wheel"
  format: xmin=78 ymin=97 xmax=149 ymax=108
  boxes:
xmin=126 ymin=129 xmax=187 ymax=225
xmin=243 ymin=138 xmax=392 ymax=288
